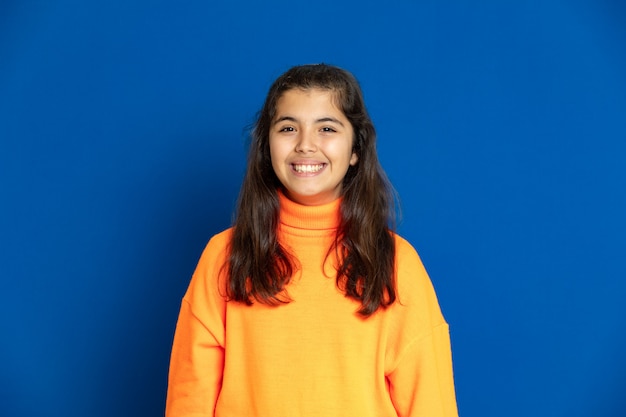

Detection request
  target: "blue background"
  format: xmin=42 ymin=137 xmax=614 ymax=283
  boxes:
xmin=1 ymin=1 xmax=625 ymax=416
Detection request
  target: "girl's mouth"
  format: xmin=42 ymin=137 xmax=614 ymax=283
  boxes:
xmin=292 ymin=163 xmax=326 ymax=173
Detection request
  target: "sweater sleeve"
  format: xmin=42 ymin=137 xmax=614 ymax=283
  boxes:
xmin=386 ymin=236 xmax=459 ymax=417
xmin=165 ymin=233 xmax=229 ymax=417
xmin=387 ymin=323 xmax=458 ymax=417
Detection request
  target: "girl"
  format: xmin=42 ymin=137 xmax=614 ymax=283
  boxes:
xmin=166 ymin=64 xmax=458 ymax=417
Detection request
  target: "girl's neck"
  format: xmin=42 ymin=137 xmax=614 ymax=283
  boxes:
xmin=278 ymin=190 xmax=341 ymax=230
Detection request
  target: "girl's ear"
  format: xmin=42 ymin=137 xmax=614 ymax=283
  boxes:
xmin=350 ymin=151 xmax=359 ymax=166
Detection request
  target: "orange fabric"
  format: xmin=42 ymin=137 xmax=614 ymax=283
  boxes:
xmin=166 ymin=194 xmax=458 ymax=417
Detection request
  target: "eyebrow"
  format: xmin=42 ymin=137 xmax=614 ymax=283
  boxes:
xmin=273 ymin=116 xmax=345 ymax=127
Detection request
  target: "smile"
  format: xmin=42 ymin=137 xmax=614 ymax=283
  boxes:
xmin=292 ymin=164 xmax=325 ymax=173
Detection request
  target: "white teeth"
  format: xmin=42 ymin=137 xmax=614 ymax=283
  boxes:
xmin=293 ymin=164 xmax=324 ymax=173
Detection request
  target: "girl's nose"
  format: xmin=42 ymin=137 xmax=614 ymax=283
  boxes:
xmin=294 ymin=129 xmax=317 ymax=153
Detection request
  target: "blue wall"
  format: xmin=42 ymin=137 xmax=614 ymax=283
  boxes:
xmin=1 ymin=1 xmax=625 ymax=416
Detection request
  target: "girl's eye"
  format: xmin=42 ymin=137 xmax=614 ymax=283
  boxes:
xmin=279 ymin=126 xmax=295 ymax=132
xmin=321 ymin=127 xmax=336 ymax=133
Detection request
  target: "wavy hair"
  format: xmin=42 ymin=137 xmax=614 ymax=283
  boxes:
xmin=227 ymin=63 xmax=397 ymax=316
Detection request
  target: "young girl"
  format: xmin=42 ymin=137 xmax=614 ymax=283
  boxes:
xmin=166 ymin=64 xmax=458 ymax=417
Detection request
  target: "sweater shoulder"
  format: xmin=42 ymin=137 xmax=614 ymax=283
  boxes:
xmin=392 ymin=233 xmax=426 ymax=278
xmin=198 ymin=227 xmax=234 ymax=266
xmin=390 ymin=233 xmax=446 ymax=325
xmin=393 ymin=233 xmax=419 ymax=259
xmin=207 ymin=227 xmax=234 ymax=250
xmin=183 ymin=227 xmax=233 ymax=307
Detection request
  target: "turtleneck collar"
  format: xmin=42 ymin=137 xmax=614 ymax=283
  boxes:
xmin=278 ymin=190 xmax=341 ymax=231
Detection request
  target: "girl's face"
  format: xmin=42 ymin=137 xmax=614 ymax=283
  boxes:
xmin=269 ymin=88 xmax=358 ymax=206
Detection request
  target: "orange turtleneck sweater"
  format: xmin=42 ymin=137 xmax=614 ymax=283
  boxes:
xmin=166 ymin=194 xmax=458 ymax=417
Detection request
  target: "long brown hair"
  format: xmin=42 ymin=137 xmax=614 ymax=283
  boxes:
xmin=227 ymin=64 xmax=397 ymax=316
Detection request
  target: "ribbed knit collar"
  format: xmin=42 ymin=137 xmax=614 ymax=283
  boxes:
xmin=278 ymin=191 xmax=341 ymax=231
